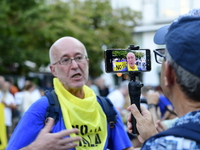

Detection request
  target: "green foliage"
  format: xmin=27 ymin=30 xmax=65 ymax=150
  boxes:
xmin=112 ymin=50 xmax=144 ymax=60
xmin=135 ymin=52 xmax=144 ymax=59
xmin=0 ymin=0 xmax=141 ymax=77
xmin=112 ymin=50 xmax=128 ymax=59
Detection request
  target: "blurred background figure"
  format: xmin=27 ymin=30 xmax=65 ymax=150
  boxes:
xmin=86 ymin=76 xmax=100 ymax=96
xmin=155 ymin=86 xmax=177 ymax=121
xmin=140 ymin=85 xmax=153 ymax=109
xmin=43 ymin=81 xmax=53 ymax=91
xmin=15 ymin=80 xmax=42 ymax=118
xmin=146 ymin=86 xmax=176 ymax=122
xmin=108 ymin=79 xmax=143 ymax=148
xmin=0 ymin=99 xmax=7 ymax=150
xmin=21 ymin=81 xmax=38 ymax=116
xmin=7 ymin=77 xmax=19 ymax=96
xmin=96 ymin=77 xmax=110 ymax=97
xmin=0 ymin=81 xmax=16 ymax=140
xmin=107 ymin=80 xmax=129 ymax=114
xmin=0 ymin=76 xmax=7 ymax=149
xmin=145 ymin=85 xmax=177 ymax=134
xmin=0 ymin=76 xmax=5 ymax=90
xmin=30 ymin=81 xmax=42 ymax=103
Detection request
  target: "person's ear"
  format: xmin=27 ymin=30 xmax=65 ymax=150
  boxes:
xmin=164 ymin=62 xmax=175 ymax=87
xmin=50 ymin=65 xmax=57 ymax=77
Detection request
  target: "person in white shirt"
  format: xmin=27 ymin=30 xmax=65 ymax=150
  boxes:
xmin=107 ymin=80 xmax=129 ymax=114
xmin=0 ymin=81 xmax=16 ymax=139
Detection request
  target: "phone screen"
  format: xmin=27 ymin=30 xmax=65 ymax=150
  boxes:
xmin=104 ymin=49 xmax=151 ymax=73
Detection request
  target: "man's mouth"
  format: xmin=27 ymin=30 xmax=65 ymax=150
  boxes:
xmin=72 ymin=73 xmax=81 ymax=78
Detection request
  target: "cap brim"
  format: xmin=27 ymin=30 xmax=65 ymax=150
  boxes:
xmin=153 ymin=25 xmax=170 ymax=45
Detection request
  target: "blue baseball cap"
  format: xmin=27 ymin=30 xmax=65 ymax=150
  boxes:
xmin=153 ymin=25 xmax=170 ymax=45
xmin=154 ymin=9 xmax=200 ymax=77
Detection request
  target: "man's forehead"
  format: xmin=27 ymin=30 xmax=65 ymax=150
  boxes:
xmin=54 ymin=39 xmax=82 ymax=49
xmin=52 ymin=40 xmax=85 ymax=54
xmin=127 ymin=53 xmax=135 ymax=57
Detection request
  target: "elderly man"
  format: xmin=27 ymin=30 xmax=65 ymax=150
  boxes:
xmin=7 ymin=37 xmax=133 ymax=150
xmin=121 ymin=52 xmax=139 ymax=71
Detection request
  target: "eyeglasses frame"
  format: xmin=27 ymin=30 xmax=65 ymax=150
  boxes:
xmin=52 ymin=55 xmax=88 ymax=65
xmin=153 ymin=49 xmax=166 ymax=64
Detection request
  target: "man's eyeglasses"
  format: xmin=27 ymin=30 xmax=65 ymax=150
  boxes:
xmin=153 ymin=49 xmax=166 ymax=64
xmin=52 ymin=55 xmax=88 ymax=65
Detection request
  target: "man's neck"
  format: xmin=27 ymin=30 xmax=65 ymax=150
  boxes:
xmin=67 ymin=87 xmax=85 ymax=99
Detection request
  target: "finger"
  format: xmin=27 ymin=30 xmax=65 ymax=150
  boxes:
xmin=56 ymin=128 xmax=80 ymax=138
xmin=40 ymin=117 xmax=55 ymax=134
xmin=130 ymin=105 xmax=152 ymax=126
xmin=59 ymin=136 xmax=82 ymax=145
xmin=127 ymin=112 xmax=132 ymax=122
xmin=129 ymin=104 xmax=143 ymax=120
xmin=156 ymin=120 xmax=166 ymax=132
xmin=127 ymin=121 xmax=133 ymax=133
xmin=127 ymin=105 xmax=132 ymax=111
xmin=59 ymin=142 xmax=80 ymax=150
xmin=155 ymin=121 xmax=163 ymax=132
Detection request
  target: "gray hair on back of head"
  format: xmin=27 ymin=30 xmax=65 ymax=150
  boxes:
xmin=165 ymin=48 xmax=200 ymax=102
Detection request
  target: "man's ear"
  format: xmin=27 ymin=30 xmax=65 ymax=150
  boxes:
xmin=164 ymin=62 xmax=176 ymax=87
xmin=50 ymin=65 xmax=57 ymax=77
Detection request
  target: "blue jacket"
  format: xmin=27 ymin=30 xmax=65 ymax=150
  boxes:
xmin=6 ymin=96 xmax=132 ymax=150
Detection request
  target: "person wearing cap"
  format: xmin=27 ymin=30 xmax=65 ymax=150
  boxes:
xmin=127 ymin=8 xmax=200 ymax=149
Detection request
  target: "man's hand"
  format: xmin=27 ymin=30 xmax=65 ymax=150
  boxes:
xmin=127 ymin=104 xmax=158 ymax=143
xmin=20 ymin=118 xmax=82 ymax=150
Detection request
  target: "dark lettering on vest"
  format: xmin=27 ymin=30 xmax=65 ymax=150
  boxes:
xmin=80 ymin=125 xmax=88 ymax=135
xmin=82 ymin=137 xmax=91 ymax=147
xmin=72 ymin=124 xmax=102 ymax=147
xmin=98 ymin=127 xmax=101 ymax=131
xmin=95 ymin=133 xmax=101 ymax=144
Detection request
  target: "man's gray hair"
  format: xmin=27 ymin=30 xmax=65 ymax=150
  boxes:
xmin=165 ymin=49 xmax=200 ymax=101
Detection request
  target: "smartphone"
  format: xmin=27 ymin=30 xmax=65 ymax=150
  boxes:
xmin=104 ymin=49 xmax=151 ymax=73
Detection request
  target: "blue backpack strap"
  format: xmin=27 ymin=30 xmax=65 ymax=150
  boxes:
xmin=145 ymin=122 xmax=200 ymax=144
xmin=97 ymin=96 xmax=117 ymax=128
xmin=44 ymin=91 xmax=117 ymax=127
xmin=45 ymin=90 xmax=60 ymax=124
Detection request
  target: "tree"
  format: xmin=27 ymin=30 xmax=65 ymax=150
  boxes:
xmin=0 ymin=0 xmax=141 ymax=77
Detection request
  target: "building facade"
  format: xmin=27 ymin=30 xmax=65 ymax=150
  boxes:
xmin=104 ymin=0 xmax=200 ymax=88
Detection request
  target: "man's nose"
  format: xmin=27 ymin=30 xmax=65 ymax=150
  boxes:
xmin=70 ymin=59 xmax=79 ymax=68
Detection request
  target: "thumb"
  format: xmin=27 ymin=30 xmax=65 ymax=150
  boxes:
xmin=41 ymin=117 xmax=55 ymax=133
xmin=129 ymin=104 xmax=142 ymax=120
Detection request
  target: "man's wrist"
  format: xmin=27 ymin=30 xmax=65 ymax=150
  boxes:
xmin=148 ymin=104 xmax=158 ymax=109
xmin=20 ymin=142 xmax=37 ymax=150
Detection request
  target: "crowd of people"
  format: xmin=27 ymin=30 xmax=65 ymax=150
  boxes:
xmin=1 ymin=8 xmax=200 ymax=150
xmin=0 ymin=71 xmax=182 ymax=149
xmin=0 ymin=76 xmax=43 ymax=145
xmin=0 ymin=72 xmax=178 ymax=149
